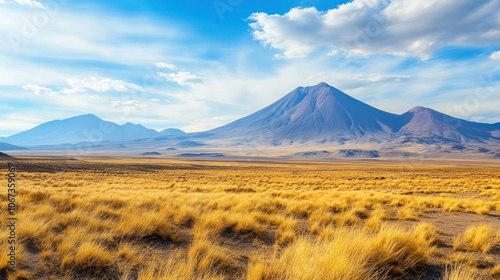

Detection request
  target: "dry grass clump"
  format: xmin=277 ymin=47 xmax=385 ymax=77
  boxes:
xmin=16 ymin=216 xmax=50 ymax=250
xmin=193 ymin=210 xmax=265 ymax=240
xmin=247 ymin=223 xmax=436 ymax=280
xmin=28 ymin=190 xmax=51 ymax=203
xmin=247 ymin=238 xmax=374 ymax=280
xmin=466 ymin=201 xmax=493 ymax=215
xmin=133 ymin=237 xmax=243 ymax=279
xmin=61 ymin=241 xmax=114 ymax=273
xmin=169 ymin=205 xmax=197 ymax=226
xmin=275 ymin=218 xmax=297 ymax=245
xmin=115 ymin=210 xmax=180 ymax=242
xmin=413 ymin=222 xmax=439 ymax=244
xmin=445 ymin=252 xmax=478 ymax=268
xmin=136 ymin=251 xmax=225 ymax=280
xmin=396 ymin=205 xmax=421 ymax=220
xmin=188 ymin=239 xmax=242 ymax=276
xmin=308 ymin=210 xmax=359 ymax=233
xmin=442 ymin=264 xmax=486 ymax=280
xmin=453 ymin=225 xmax=498 ymax=253
xmin=490 ymin=264 xmax=500 ymax=278
xmin=442 ymin=201 xmax=463 ymax=212
xmin=117 ymin=243 xmax=144 ymax=268
xmin=364 ymin=207 xmax=388 ymax=232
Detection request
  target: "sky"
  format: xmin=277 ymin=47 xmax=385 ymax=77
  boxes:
xmin=1 ymin=0 xmax=500 ymax=136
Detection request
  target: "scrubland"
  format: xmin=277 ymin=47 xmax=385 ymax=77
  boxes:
xmin=0 ymin=157 xmax=499 ymax=279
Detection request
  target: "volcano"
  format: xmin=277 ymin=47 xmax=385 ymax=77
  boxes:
xmin=199 ymin=83 xmax=500 ymax=145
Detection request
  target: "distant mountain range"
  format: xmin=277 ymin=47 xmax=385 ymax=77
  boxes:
xmin=0 ymin=114 xmax=182 ymax=147
xmin=0 ymin=142 xmax=27 ymax=151
xmin=2 ymin=83 xmax=499 ymax=158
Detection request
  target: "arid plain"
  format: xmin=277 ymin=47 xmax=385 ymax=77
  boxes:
xmin=1 ymin=157 xmax=499 ymax=280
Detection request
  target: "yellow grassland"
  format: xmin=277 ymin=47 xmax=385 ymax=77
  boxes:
xmin=0 ymin=158 xmax=498 ymax=279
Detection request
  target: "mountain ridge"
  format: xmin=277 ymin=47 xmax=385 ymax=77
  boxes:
xmin=1 ymin=114 xmax=160 ymax=146
xmin=202 ymin=83 xmax=406 ymax=141
xmin=1 ymin=83 xmax=499 ymax=149
xmin=200 ymin=83 xmax=499 ymax=144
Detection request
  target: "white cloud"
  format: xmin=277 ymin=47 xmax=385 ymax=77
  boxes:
xmin=155 ymin=62 xmax=205 ymax=86
xmin=306 ymin=67 xmax=413 ymax=92
xmin=249 ymin=0 xmax=500 ymax=59
xmin=158 ymin=71 xmax=205 ymax=86
xmin=490 ymin=51 xmax=500 ymax=61
xmin=0 ymin=5 xmax=181 ymax=66
xmin=0 ymin=0 xmax=43 ymax=8
xmin=23 ymin=77 xmax=142 ymax=95
xmin=155 ymin=62 xmax=177 ymax=70
xmin=23 ymin=84 xmax=57 ymax=95
xmin=0 ymin=6 xmax=187 ymax=89
xmin=353 ymin=74 xmax=410 ymax=83
xmin=110 ymin=100 xmax=147 ymax=112
xmin=62 ymin=77 xmax=142 ymax=94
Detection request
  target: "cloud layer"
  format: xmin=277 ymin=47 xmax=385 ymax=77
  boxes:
xmin=24 ymin=77 xmax=142 ymax=95
xmin=156 ymin=62 xmax=205 ymax=86
xmin=0 ymin=0 xmax=43 ymax=7
xmin=249 ymin=0 xmax=500 ymax=59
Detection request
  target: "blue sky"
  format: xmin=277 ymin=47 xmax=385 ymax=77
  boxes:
xmin=1 ymin=0 xmax=499 ymax=136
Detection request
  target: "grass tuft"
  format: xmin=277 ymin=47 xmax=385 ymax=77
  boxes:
xmin=61 ymin=241 xmax=114 ymax=273
xmin=442 ymin=264 xmax=485 ymax=280
xmin=453 ymin=225 xmax=497 ymax=253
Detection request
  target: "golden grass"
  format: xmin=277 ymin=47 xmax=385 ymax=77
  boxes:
xmin=247 ymin=224 xmax=436 ymax=280
xmin=188 ymin=239 xmax=242 ymax=276
xmin=61 ymin=241 xmax=114 ymax=272
xmin=136 ymin=251 xmax=225 ymax=280
xmin=446 ymin=252 xmax=478 ymax=267
xmin=0 ymin=158 xmax=499 ymax=279
xmin=453 ymin=225 xmax=498 ymax=253
xmin=490 ymin=264 xmax=500 ymax=278
xmin=115 ymin=210 xmax=180 ymax=242
xmin=397 ymin=206 xmax=421 ymax=220
xmin=442 ymin=265 xmax=485 ymax=280
xmin=117 ymin=243 xmax=144 ymax=267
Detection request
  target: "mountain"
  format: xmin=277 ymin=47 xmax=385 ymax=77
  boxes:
xmin=176 ymin=140 xmax=206 ymax=148
xmin=202 ymin=83 xmax=405 ymax=142
xmin=0 ymin=152 xmax=13 ymax=159
xmin=0 ymin=142 xmax=27 ymax=151
xmin=160 ymin=128 xmax=186 ymax=136
xmin=2 ymin=114 xmax=161 ymax=146
xmin=199 ymin=83 xmax=500 ymax=145
xmin=151 ymin=128 xmax=187 ymax=142
xmin=398 ymin=106 xmax=500 ymax=143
